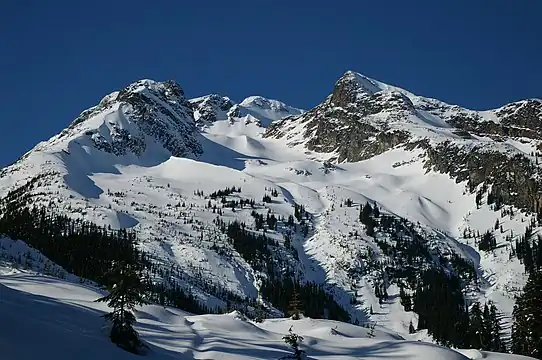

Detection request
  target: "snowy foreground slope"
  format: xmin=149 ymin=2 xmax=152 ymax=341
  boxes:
xmin=0 ymin=72 xmax=540 ymax=348
xmin=0 ymin=266 xmax=534 ymax=360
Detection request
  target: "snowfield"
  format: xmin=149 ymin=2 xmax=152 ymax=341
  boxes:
xmin=0 ymin=267 xmax=535 ymax=360
xmin=0 ymin=75 xmax=538 ymax=355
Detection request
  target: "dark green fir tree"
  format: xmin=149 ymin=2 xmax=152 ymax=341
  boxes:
xmin=96 ymin=244 xmax=149 ymax=354
xmin=511 ymin=270 xmax=542 ymax=359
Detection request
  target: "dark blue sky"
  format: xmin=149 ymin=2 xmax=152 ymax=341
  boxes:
xmin=1 ymin=0 xmax=540 ymax=166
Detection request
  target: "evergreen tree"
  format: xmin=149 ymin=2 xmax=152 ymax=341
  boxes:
xmin=281 ymin=326 xmax=306 ymax=360
xmin=0 ymin=192 xmax=233 ymax=316
xmin=95 ymin=241 xmax=149 ymax=354
xmin=489 ymin=303 xmax=506 ymax=352
xmin=373 ymin=204 xmax=380 ymax=218
xmin=367 ymin=322 xmax=376 ymax=338
xmin=412 ymin=268 xmax=469 ymax=347
xmin=511 ymin=270 xmax=542 ymax=358
xmin=399 ymin=286 xmax=412 ymax=312
xmin=260 ymin=277 xmax=349 ymax=323
xmin=481 ymin=303 xmax=492 ymax=349
xmin=287 ymin=288 xmax=303 ymax=320
xmin=360 ymin=202 xmax=373 ymax=223
xmin=469 ymin=301 xmax=484 ymax=349
xmin=524 ymin=240 xmax=534 ymax=272
xmin=479 ymin=230 xmax=497 ymax=252
xmin=475 ymin=192 xmax=482 ymax=208
xmin=409 ymin=320 xmax=415 ymax=334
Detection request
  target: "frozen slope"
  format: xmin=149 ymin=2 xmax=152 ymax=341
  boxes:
xmin=0 ymin=75 xmax=537 ymax=347
xmin=0 ymin=267 xmax=535 ymax=360
xmin=2 ymin=111 xmax=527 ymax=339
xmin=242 ymin=145 xmax=528 ymax=338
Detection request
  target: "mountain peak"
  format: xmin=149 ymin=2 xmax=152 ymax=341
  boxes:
xmin=118 ymin=79 xmax=186 ymax=101
xmin=265 ymin=69 xmax=542 ymax=164
xmin=240 ymin=96 xmax=290 ymax=112
xmin=42 ymin=77 xmax=203 ymax=163
xmin=330 ymin=71 xmax=385 ymax=109
xmin=190 ymin=94 xmax=235 ymax=124
xmin=92 ymin=79 xmax=183 ymax=110
xmin=341 ymin=71 xmax=383 ymax=93
xmin=238 ymin=96 xmax=304 ymax=126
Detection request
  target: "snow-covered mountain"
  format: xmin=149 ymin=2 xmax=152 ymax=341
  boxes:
xmin=265 ymin=71 xmax=542 ymax=164
xmin=190 ymin=93 xmax=303 ymax=127
xmin=1 ymin=71 xmax=541 ymax=352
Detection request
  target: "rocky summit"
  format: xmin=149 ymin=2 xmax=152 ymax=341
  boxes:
xmin=1 ymin=71 xmax=541 ymax=351
xmin=265 ymin=71 xmax=542 ymax=213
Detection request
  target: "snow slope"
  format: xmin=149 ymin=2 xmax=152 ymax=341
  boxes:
xmin=0 ymin=74 xmax=537 ymax=348
xmin=0 ymin=267 xmax=535 ymax=360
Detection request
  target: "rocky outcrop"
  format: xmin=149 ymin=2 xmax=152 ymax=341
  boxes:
xmin=90 ymin=127 xmax=147 ymax=156
xmin=68 ymin=80 xmax=203 ymax=159
xmin=417 ymin=140 xmax=542 ymax=213
xmin=266 ymin=70 xmax=542 ymax=214
xmin=445 ymin=100 xmax=542 ymax=140
xmin=122 ymin=86 xmax=203 ymax=158
xmin=265 ymin=71 xmax=416 ymax=162
xmin=190 ymin=94 xmax=235 ymax=125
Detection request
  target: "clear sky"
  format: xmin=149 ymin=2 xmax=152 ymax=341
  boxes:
xmin=1 ymin=0 xmax=540 ymax=167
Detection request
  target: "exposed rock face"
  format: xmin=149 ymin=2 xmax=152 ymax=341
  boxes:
xmin=266 ymin=71 xmax=542 ymax=213
xmin=190 ymin=94 xmax=235 ymax=125
xmin=189 ymin=94 xmax=303 ymax=128
xmin=414 ymin=140 xmax=542 ymax=213
xmin=266 ymin=72 xmax=416 ymax=162
xmin=60 ymin=79 xmax=203 ymax=159
xmin=498 ymin=99 xmax=542 ymax=128
xmin=445 ymin=99 xmax=542 ymax=140
xmin=89 ymin=126 xmax=147 ymax=157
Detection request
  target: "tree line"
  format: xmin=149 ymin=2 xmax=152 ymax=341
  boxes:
xmin=354 ymin=199 xmax=509 ymax=350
